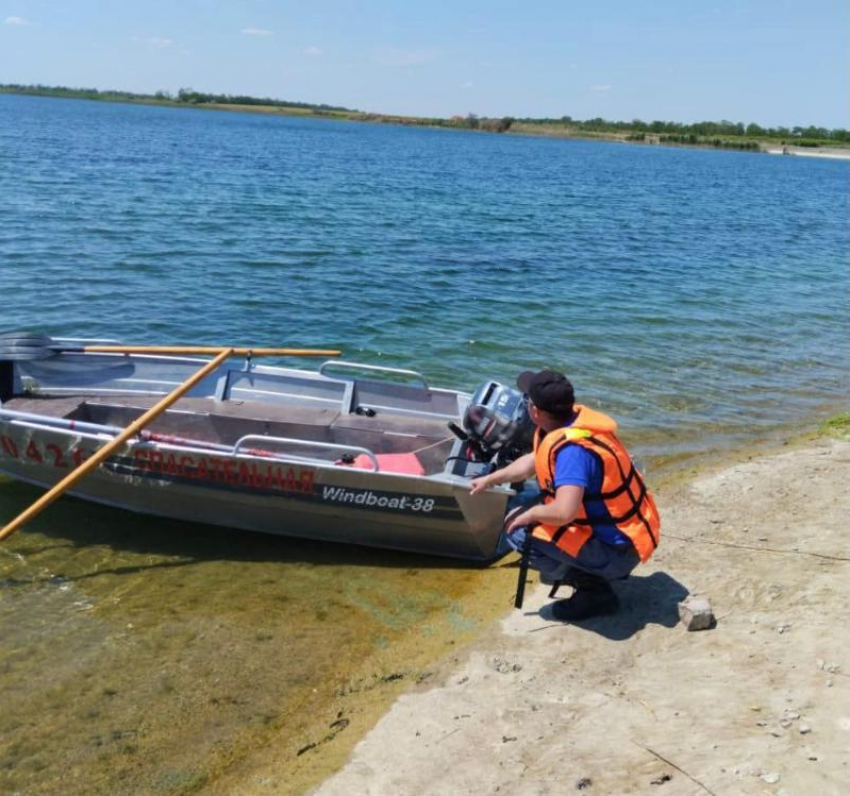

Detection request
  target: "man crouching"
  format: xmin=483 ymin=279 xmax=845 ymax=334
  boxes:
xmin=470 ymin=370 xmax=661 ymax=621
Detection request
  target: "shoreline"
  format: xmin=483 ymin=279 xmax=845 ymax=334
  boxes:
xmin=306 ymin=430 xmax=850 ymax=796
xmin=189 ymin=417 xmax=849 ymax=796
xmin=3 ymin=89 xmax=848 ymax=159
xmin=765 ymin=146 xmax=850 ymax=161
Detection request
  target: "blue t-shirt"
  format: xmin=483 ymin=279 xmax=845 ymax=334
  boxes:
xmin=553 ymin=440 xmax=631 ymax=546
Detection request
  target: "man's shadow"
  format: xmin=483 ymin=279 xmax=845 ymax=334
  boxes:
xmin=537 ymin=571 xmax=690 ymax=640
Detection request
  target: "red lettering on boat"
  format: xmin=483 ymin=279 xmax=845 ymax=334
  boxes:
xmin=250 ymin=462 xmax=263 ymax=488
xmin=0 ymin=435 xmax=19 ymax=459
xmin=46 ymin=443 xmax=69 ymax=469
xmin=25 ymin=440 xmax=43 ymax=464
xmin=267 ymin=465 xmax=283 ymax=490
xmin=148 ymin=450 xmax=164 ymax=473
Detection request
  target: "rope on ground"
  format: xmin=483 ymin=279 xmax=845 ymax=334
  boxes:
xmin=663 ymin=532 xmax=850 ymax=562
xmin=632 ymin=741 xmax=718 ymax=796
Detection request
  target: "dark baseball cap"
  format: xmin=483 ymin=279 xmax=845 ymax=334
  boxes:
xmin=517 ymin=370 xmax=575 ymax=415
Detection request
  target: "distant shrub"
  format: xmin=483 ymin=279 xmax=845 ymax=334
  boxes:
xmin=480 ymin=117 xmax=514 ymax=133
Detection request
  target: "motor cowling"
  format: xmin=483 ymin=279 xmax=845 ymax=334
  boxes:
xmin=461 ymin=381 xmax=534 ymax=463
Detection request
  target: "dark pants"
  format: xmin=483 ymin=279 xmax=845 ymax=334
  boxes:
xmin=503 ymin=484 xmax=640 ymax=583
xmin=505 ymin=526 xmax=640 ymax=583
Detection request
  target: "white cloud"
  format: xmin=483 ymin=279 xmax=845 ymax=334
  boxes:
xmin=589 ymin=84 xmax=612 ymax=92
xmin=147 ymin=37 xmax=174 ymax=48
xmin=304 ymin=46 xmax=323 ymax=56
xmin=242 ymin=28 xmax=273 ymax=36
xmin=5 ymin=16 xmax=27 ymax=26
xmin=461 ymin=81 xmax=474 ymax=90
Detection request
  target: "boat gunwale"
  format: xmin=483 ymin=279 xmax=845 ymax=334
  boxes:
xmin=0 ymin=413 xmax=488 ymax=485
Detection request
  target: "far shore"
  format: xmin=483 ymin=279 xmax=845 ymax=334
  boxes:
xmin=765 ymin=145 xmax=850 ymax=161
xmin=2 ymin=87 xmax=848 ymax=158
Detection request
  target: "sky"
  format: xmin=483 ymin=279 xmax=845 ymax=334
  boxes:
xmin=1 ymin=0 xmax=847 ymax=128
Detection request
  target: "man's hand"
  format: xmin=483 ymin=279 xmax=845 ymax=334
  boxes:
xmin=469 ymin=475 xmax=492 ymax=495
xmin=468 ymin=453 xmax=536 ymax=497
xmin=505 ymin=506 xmax=533 ymax=534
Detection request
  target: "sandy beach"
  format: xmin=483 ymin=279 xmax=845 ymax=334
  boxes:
xmin=307 ymin=436 xmax=849 ymax=796
xmin=764 ymin=146 xmax=850 ymax=161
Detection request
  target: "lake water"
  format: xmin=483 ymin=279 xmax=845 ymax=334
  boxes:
xmin=0 ymin=94 xmax=847 ymax=795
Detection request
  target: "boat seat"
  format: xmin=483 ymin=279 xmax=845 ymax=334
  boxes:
xmin=342 ymin=452 xmax=425 ymax=476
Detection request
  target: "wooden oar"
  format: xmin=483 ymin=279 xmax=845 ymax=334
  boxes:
xmin=0 ymin=349 xmax=233 ymax=542
xmin=0 ymin=333 xmax=341 ymax=361
xmin=84 ymin=346 xmax=340 ymax=356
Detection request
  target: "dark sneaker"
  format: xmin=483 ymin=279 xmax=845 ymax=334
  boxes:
xmin=550 ymin=581 xmax=619 ymax=622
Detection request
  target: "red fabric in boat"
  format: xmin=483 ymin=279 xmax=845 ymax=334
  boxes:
xmin=351 ymin=452 xmax=425 ymax=476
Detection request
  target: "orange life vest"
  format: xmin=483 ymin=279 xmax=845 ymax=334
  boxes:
xmin=531 ymin=405 xmax=660 ymax=562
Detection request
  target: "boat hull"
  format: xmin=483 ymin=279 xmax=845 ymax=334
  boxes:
xmin=0 ymin=421 xmax=508 ymax=560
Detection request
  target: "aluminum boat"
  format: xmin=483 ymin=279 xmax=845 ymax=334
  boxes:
xmin=0 ymin=339 xmax=528 ymax=559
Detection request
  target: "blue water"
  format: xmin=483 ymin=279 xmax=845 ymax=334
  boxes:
xmin=0 ymin=93 xmax=848 ymax=796
xmin=1 ymin=94 xmax=848 ymax=455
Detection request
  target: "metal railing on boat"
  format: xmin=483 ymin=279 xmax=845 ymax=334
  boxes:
xmin=233 ymin=435 xmax=380 ymax=471
xmin=318 ymin=360 xmax=429 ymax=389
xmin=0 ymin=408 xmax=382 ymax=472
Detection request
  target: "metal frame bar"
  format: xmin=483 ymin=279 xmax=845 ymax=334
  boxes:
xmin=318 ymin=360 xmax=429 ymax=389
xmin=233 ymin=434 xmax=380 ymax=471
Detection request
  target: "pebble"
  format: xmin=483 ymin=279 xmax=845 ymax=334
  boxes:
xmin=799 ymin=724 xmax=812 ymax=734
xmin=490 ymin=657 xmax=522 ymax=674
xmin=760 ymin=772 xmax=781 ymax=784
xmin=678 ymin=598 xmax=714 ymax=631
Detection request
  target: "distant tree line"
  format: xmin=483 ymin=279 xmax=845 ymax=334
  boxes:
xmin=173 ymin=88 xmax=353 ymax=112
xmin=0 ymin=83 xmax=356 ymax=114
xmin=518 ymin=114 xmax=849 ymax=143
xmin=446 ymin=113 xmax=515 ymax=132
xmin=1 ymin=83 xmax=845 ymax=144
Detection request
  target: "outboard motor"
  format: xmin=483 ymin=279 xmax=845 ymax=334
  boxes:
xmin=449 ymin=381 xmax=534 ymax=467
